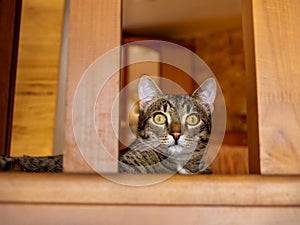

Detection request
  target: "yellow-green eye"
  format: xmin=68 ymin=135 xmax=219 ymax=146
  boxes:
xmin=153 ymin=113 xmax=167 ymax=125
xmin=186 ymin=114 xmax=200 ymax=126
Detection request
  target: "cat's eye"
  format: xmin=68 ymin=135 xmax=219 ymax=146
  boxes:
xmin=153 ymin=113 xmax=167 ymax=125
xmin=186 ymin=114 xmax=200 ymax=126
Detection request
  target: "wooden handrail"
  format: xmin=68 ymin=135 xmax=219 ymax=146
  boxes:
xmin=0 ymin=173 xmax=299 ymax=206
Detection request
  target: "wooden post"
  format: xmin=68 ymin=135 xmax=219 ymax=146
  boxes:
xmin=0 ymin=0 xmax=22 ymax=156
xmin=243 ymin=0 xmax=300 ymax=174
xmin=63 ymin=0 xmax=121 ymax=172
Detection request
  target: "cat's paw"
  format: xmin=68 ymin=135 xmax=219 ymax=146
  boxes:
xmin=177 ymin=165 xmax=191 ymax=174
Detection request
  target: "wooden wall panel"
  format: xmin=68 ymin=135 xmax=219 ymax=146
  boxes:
xmin=63 ymin=0 xmax=121 ymax=173
xmin=211 ymin=145 xmax=248 ymax=174
xmin=184 ymin=28 xmax=247 ymax=133
xmin=243 ymin=0 xmax=300 ymax=174
xmin=11 ymin=0 xmax=64 ymax=156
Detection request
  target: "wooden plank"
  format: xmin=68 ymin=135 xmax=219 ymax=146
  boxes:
xmin=242 ymin=0 xmax=260 ymax=173
xmin=243 ymin=0 xmax=300 ymax=174
xmin=1 ymin=204 xmax=300 ymax=225
xmin=10 ymin=0 xmax=64 ymax=156
xmin=63 ymin=0 xmax=121 ymax=172
xmin=0 ymin=173 xmax=299 ymax=206
xmin=53 ymin=0 xmax=69 ymax=156
xmin=0 ymin=0 xmax=22 ymax=155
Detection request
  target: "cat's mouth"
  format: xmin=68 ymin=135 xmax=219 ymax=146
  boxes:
xmin=168 ymin=143 xmax=184 ymax=148
xmin=167 ymin=144 xmax=196 ymax=155
xmin=167 ymin=144 xmax=184 ymax=154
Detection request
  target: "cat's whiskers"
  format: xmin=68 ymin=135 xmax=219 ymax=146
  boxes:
xmin=119 ymin=76 xmax=216 ymax=174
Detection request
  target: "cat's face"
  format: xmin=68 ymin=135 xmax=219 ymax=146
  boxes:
xmin=137 ymin=76 xmax=216 ymax=157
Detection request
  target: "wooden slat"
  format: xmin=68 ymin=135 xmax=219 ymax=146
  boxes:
xmin=243 ymin=0 xmax=300 ymax=174
xmin=0 ymin=0 xmax=22 ymax=155
xmin=11 ymin=0 xmax=64 ymax=156
xmin=1 ymin=204 xmax=300 ymax=225
xmin=53 ymin=0 xmax=69 ymax=156
xmin=242 ymin=0 xmax=260 ymax=173
xmin=63 ymin=0 xmax=121 ymax=172
xmin=0 ymin=173 xmax=299 ymax=206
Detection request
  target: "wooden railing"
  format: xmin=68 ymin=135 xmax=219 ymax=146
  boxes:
xmin=0 ymin=174 xmax=299 ymax=224
xmin=0 ymin=0 xmax=300 ymax=224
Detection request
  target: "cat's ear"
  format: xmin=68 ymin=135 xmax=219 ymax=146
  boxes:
xmin=138 ymin=75 xmax=163 ymax=110
xmin=192 ymin=78 xmax=216 ymax=112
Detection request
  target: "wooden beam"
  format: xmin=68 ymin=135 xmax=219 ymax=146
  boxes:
xmin=0 ymin=0 xmax=22 ymax=155
xmin=243 ymin=0 xmax=300 ymax=174
xmin=0 ymin=173 xmax=299 ymax=206
xmin=1 ymin=205 xmax=299 ymax=225
xmin=1 ymin=173 xmax=299 ymax=224
xmin=63 ymin=0 xmax=121 ymax=172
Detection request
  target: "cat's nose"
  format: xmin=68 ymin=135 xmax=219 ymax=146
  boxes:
xmin=171 ymin=132 xmax=181 ymax=141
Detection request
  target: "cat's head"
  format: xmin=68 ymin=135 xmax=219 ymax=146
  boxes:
xmin=137 ymin=75 xmax=216 ymax=157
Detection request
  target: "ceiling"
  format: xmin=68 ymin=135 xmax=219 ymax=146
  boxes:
xmin=123 ymin=0 xmax=242 ymax=38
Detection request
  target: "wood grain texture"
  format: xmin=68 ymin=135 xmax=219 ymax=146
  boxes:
xmin=1 ymin=173 xmax=299 ymax=224
xmin=63 ymin=0 xmax=121 ymax=173
xmin=11 ymin=0 xmax=64 ymax=156
xmin=0 ymin=0 xmax=22 ymax=155
xmin=0 ymin=173 xmax=299 ymax=206
xmin=1 ymin=204 xmax=300 ymax=225
xmin=211 ymin=144 xmax=248 ymax=174
xmin=243 ymin=0 xmax=300 ymax=174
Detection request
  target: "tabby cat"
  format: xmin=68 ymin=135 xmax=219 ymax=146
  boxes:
xmin=119 ymin=76 xmax=216 ymax=174
xmin=0 ymin=76 xmax=216 ymax=174
xmin=0 ymin=155 xmax=62 ymax=172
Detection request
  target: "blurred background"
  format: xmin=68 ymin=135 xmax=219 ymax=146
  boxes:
xmin=11 ymin=0 xmax=247 ymax=174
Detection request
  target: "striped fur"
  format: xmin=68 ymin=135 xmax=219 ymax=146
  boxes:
xmin=119 ymin=76 xmax=216 ymax=174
